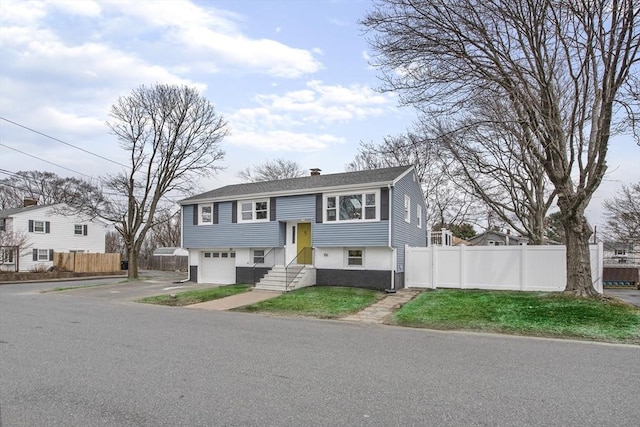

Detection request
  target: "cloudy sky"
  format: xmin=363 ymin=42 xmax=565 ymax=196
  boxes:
xmin=0 ymin=0 xmax=638 ymax=230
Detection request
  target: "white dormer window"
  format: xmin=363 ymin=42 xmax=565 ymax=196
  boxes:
xmin=239 ymin=199 xmax=269 ymax=223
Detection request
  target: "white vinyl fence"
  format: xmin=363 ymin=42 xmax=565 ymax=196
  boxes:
xmin=405 ymin=243 xmax=603 ymax=293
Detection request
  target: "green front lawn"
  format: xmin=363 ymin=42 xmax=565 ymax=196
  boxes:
xmin=392 ymin=289 xmax=640 ymax=344
xmin=235 ymin=286 xmax=385 ymax=318
xmin=136 ymin=285 xmax=250 ymax=306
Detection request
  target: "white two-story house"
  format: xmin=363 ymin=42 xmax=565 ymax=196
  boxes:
xmin=0 ymin=203 xmax=107 ymax=272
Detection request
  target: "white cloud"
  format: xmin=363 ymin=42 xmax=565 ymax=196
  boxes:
xmin=250 ymin=80 xmax=390 ymax=124
xmin=49 ymin=0 xmax=102 ymax=16
xmin=108 ymin=0 xmax=322 ymax=78
xmin=225 ymin=81 xmax=394 ymax=152
xmin=229 ymin=130 xmax=344 ymax=152
xmin=0 ymin=0 xmax=47 ymax=25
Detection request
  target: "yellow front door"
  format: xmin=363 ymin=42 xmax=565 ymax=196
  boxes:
xmin=296 ymin=223 xmax=312 ymax=264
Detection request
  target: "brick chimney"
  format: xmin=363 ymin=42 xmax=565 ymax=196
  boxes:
xmin=310 ymin=168 xmax=321 ymax=176
xmin=23 ymin=198 xmax=38 ymax=207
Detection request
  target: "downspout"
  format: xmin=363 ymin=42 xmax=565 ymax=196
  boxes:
xmin=178 ymin=204 xmax=191 ymax=283
xmin=388 ymin=183 xmax=395 ymax=291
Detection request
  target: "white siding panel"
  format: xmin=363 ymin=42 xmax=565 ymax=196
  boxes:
xmin=8 ymin=205 xmax=106 ymax=272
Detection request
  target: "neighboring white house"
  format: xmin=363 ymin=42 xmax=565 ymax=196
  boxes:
xmin=0 ymin=203 xmax=107 ymax=272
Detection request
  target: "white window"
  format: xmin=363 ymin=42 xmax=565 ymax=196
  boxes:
xmin=204 ymin=252 xmax=211 ymax=258
xmin=614 ymin=248 xmax=626 ymax=256
xmin=346 ymin=249 xmax=363 ymax=267
xmin=38 ymin=249 xmax=49 ymax=261
xmin=34 ymin=220 xmax=45 ymax=233
xmin=488 ymin=240 xmax=504 ymax=246
xmin=239 ymin=200 xmax=269 ymax=222
xmin=253 ymin=249 xmax=265 ymax=264
xmin=417 ymin=205 xmax=422 ymax=228
xmin=200 ymin=205 xmax=213 ymax=224
xmin=1 ymin=248 xmax=14 ymax=263
xmin=74 ymin=224 xmax=87 ymax=236
xmin=325 ymin=191 xmax=378 ymax=222
xmin=404 ymin=195 xmax=410 ymax=223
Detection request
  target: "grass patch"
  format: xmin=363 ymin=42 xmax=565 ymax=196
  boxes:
xmin=137 ymin=285 xmax=250 ymax=306
xmin=393 ymin=289 xmax=640 ymax=344
xmin=235 ymin=286 xmax=385 ymax=318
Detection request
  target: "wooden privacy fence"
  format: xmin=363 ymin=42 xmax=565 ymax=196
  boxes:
xmin=405 ymin=243 xmax=604 ymax=293
xmin=54 ymin=252 xmax=121 ymax=273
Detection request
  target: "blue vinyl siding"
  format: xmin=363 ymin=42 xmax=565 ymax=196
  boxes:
xmin=313 ymin=220 xmax=389 ymax=246
xmin=391 ymin=171 xmax=428 ymax=271
xmin=276 ymin=194 xmax=315 ymax=220
xmin=183 ymin=203 xmax=279 ymax=248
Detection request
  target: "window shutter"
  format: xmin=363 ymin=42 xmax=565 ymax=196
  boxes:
xmin=32 ymin=249 xmax=37 ymax=261
xmin=45 ymin=221 xmax=50 ymax=233
xmin=213 ymin=203 xmax=219 ymax=224
xmin=29 ymin=220 xmax=34 ymax=232
xmin=232 ymin=201 xmax=237 ymax=223
xmin=270 ymin=198 xmax=276 ymax=221
xmin=380 ymin=187 xmax=389 ymax=220
xmin=49 ymin=249 xmax=54 ymax=261
xmin=192 ymin=205 xmax=198 ymax=225
xmin=83 ymin=225 xmax=88 ymax=236
xmin=315 ymin=194 xmax=323 ymax=223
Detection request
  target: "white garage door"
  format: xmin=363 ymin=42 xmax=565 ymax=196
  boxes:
xmin=200 ymin=250 xmax=236 ymax=284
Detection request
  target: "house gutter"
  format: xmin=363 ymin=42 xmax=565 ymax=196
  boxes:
xmin=388 ymin=183 xmax=395 ymax=291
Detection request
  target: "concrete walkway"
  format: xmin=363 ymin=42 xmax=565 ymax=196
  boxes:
xmin=186 ymin=290 xmax=281 ymax=311
xmin=342 ymin=288 xmax=421 ymax=323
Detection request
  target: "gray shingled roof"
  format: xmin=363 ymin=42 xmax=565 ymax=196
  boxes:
xmin=180 ymin=165 xmax=413 ymax=204
xmin=0 ymin=204 xmax=52 ymax=218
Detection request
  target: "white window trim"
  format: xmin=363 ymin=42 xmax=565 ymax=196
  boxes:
xmin=324 ymin=190 xmax=380 ymax=223
xmin=200 ymin=204 xmax=213 ymax=224
xmin=404 ymin=195 xmax=410 ymax=223
xmin=238 ymin=199 xmax=270 ymax=223
xmin=417 ymin=205 xmax=422 ymax=229
xmin=33 ymin=220 xmax=45 ymax=233
xmin=345 ymin=248 xmax=364 ymax=269
xmin=37 ymin=249 xmax=49 ymax=261
xmin=253 ymin=249 xmax=265 ymax=264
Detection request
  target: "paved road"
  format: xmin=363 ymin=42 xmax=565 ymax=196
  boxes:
xmin=1 ymin=281 xmax=638 ymax=426
xmin=605 ymin=288 xmax=640 ymax=307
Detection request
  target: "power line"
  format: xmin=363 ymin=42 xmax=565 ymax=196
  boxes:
xmin=0 ymin=143 xmax=94 ymax=179
xmin=0 ymin=116 xmax=130 ymax=169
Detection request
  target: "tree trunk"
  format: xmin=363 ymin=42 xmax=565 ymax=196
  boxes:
xmin=127 ymin=248 xmax=139 ymax=280
xmin=562 ymin=213 xmax=598 ymax=297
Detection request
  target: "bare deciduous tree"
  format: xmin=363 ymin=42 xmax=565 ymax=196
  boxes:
xmin=69 ymin=84 xmax=228 ymax=279
xmin=237 ymin=158 xmax=305 ymax=182
xmin=0 ymin=229 xmax=31 ymax=272
xmin=363 ymin=0 xmax=639 ymax=296
xmin=430 ymin=110 xmax=557 ymax=244
xmin=0 ymin=171 xmax=102 ymax=209
xmin=346 ymin=131 xmax=482 ymax=227
xmin=603 ymin=182 xmax=640 ymax=243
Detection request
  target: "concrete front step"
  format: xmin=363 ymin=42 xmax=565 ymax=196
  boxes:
xmin=255 ymin=265 xmax=310 ymax=292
